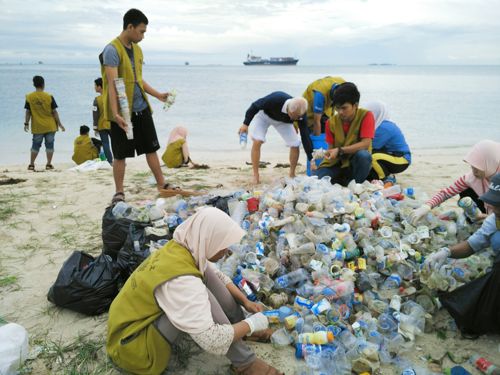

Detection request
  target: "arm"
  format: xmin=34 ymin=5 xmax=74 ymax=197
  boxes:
xmin=298 ymin=117 xmax=314 ymax=161
xmin=52 ymin=109 xmax=65 ymax=131
xmin=325 ymin=138 xmax=371 ymax=160
xmin=312 ymin=91 xmax=325 ymax=135
xmin=427 ymin=175 xmax=469 ymax=208
xmin=24 ymin=109 xmax=31 ymax=132
xmin=449 ymin=241 xmax=475 ymax=259
xmin=142 ymin=79 xmax=168 ymax=102
xmin=104 ymin=65 xmax=127 ymax=131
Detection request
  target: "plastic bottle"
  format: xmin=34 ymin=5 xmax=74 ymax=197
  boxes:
xmin=382 ymin=184 xmax=401 ymax=198
xmin=163 ymin=88 xmax=177 ymax=111
xmin=469 ymin=353 xmax=500 ymax=375
xmin=239 ymin=132 xmax=248 ymax=149
xmin=298 ymin=331 xmax=334 ymax=345
xmin=270 ymin=328 xmax=293 ymax=348
xmin=114 ymin=78 xmax=134 ymax=140
xmin=274 ymin=268 xmax=309 ymax=289
xmin=231 ymin=200 xmax=248 ymax=227
xmin=232 ymin=269 xmax=257 ymax=301
xmin=99 ymin=150 xmax=106 ymax=161
xmin=458 ymin=197 xmax=482 ymax=222
xmin=112 ymin=201 xmax=140 ymax=220
xmin=0 ymin=323 xmax=29 ymax=375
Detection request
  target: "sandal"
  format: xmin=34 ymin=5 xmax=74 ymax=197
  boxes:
xmin=162 ymin=183 xmax=181 ymax=190
xmin=45 ymin=164 xmax=54 ymax=170
xmin=461 ymin=332 xmax=479 ymax=340
xmin=111 ymin=192 xmax=125 ymax=204
xmin=243 ymin=328 xmax=274 ymax=343
xmin=28 ymin=164 xmax=35 ymax=171
xmin=230 ymin=358 xmax=283 ymax=375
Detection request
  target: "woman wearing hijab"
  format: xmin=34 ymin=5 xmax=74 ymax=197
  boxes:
xmin=106 ymin=207 xmax=282 ymax=375
xmin=409 ymin=139 xmax=500 ymax=226
xmin=363 ymin=101 xmax=411 ymax=181
xmin=161 ymin=126 xmax=196 ymax=168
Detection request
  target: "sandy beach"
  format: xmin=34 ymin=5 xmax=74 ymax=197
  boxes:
xmin=1 ymin=146 xmax=499 ymax=374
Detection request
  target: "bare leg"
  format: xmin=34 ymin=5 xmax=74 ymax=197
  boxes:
xmin=289 ymin=146 xmax=299 ymax=178
xmin=251 ymin=140 xmax=263 ymax=184
xmin=46 ymin=151 xmax=54 ymax=166
xmin=30 ymin=151 xmax=38 ymax=165
xmin=145 ymin=152 xmax=166 ymax=190
xmin=113 ymin=158 xmax=126 ymax=193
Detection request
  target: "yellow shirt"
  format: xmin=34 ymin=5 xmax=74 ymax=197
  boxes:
xmin=72 ymin=135 xmax=98 ymax=165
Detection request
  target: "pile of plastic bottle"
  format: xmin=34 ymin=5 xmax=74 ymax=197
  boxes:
xmin=118 ymin=176 xmax=496 ymax=374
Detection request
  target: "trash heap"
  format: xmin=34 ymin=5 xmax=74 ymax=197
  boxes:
xmin=111 ymin=176 xmax=495 ymax=374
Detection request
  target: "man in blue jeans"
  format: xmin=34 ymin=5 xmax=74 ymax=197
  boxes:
xmin=314 ymin=82 xmax=374 ymax=186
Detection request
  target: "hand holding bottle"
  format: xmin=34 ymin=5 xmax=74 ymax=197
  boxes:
xmin=409 ymin=204 xmax=431 ymax=226
xmin=423 ymin=247 xmax=450 ymax=272
xmin=244 ymin=312 xmax=269 ymax=335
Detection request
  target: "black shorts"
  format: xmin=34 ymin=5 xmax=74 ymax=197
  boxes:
xmin=110 ymin=107 xmax=160 ymax=159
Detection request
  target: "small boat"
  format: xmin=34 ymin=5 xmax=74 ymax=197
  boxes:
xmin=243 ymin=54 xmax=298 ymax=66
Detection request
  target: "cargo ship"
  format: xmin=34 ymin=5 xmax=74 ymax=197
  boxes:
xmin=243 ymin=54 xmax=298 ymax=65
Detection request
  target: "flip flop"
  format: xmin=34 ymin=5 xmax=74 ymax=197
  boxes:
xmin=28 ymin=164 xmax=35 ymax=171
xmin=46 ymin=164 xmax=54 ymax=170
xmin=111 ymin=192 xmax=125 ymax=204
xmin=159 ymin=188 xmax=202 ymax=198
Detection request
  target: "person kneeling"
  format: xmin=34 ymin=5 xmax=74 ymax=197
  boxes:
xmin=161 ymin=126 xmax=196 ymax=168
xmin=106 ymin=207 xmax=282 ymax=375
xmin=72 ymin=125 xmax=101 ymax=165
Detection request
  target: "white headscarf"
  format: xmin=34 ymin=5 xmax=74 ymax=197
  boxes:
xmin=363 ymin=101 xmax=390 ymax=129
xmin=173 ymin=207 xmax=245 ymax=274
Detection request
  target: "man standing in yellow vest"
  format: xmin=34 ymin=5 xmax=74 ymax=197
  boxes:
xmin=101 ymin=8 xmax=173 ymax=204
xmin=314 ymin=82 xmax=375 ymax=186
xmin=92 ymin=78 xmax=113 ymax=164
xmin=24 ymin=75 xmax=65 ymax=171
xmin=298 ymin=76 xmax=345 ymax=163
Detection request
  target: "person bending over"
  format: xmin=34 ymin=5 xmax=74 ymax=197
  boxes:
xmin=161 ymin=126 xmax=196 ymax=168
xmin=72 ymin=125 xmax=101 ymax=165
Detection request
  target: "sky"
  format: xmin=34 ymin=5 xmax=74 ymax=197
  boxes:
xmin=1 ymin=0 xmax=500 ymax=65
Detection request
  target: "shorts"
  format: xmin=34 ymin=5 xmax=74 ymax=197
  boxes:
xmin=250 ymin=111 xmax=301 ymax=148
xmin=110 ymin=107 xmax=160 ymax=159
xmin=31 ymin=132 xmax=55 ymax=152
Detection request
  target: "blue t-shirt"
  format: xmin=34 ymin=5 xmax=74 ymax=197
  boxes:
xmin=372 ymin=120 xmax=411 ymax=163
xmin=468 ymin=214 xmax=500 ymax=260
xmin=312 ymin=91 xmax=325 ymax=114
xmin=102 ymin=44 xmax=148 ymax=112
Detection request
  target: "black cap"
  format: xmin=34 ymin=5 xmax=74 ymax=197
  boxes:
xmin=480 ymin=173 xmax=500 ymax=206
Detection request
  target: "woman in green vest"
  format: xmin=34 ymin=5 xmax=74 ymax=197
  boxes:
xmin=314 ymin=82 xmax=375 ymax=186
xmin=107 ymin=207 xmax=283 ymax=375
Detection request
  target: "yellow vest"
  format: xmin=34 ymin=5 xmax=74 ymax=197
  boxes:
xmin=95 ymin=95 xmax=111 ymax=131
xmin=72 ymin=135 xmax=98 ymax=165
xmin=101 ymin=38 xmax=151 ymax=122
xmin=107 ymin=241 xmax=203 ymax=375
xmin=302 ymin=76 xmax=345 ymax=130
xmin=320 ymin=108 xmax=371 ymax=169
xmin=25 ymin=91 xmax=57 ymax=134
xmin=162 ymin=139 xmax=185 ymax=168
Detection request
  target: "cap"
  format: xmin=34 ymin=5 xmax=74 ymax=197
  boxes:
xmin=479 ymin=173 xmax=500 ymax=206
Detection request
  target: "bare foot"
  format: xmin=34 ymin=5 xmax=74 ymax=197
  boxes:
xmin=252 ymin=176 xmax=260 ymax=185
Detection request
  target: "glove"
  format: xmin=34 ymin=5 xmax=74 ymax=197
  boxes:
xmin=409 ymin=204 xmax=431 ymax=226
xmin=423 ymin=247 xmax=451 ymax=272
xmin=243 ymin=312 xmax=269 ymax=335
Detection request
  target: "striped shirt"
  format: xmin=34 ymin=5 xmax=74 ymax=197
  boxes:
xmin=427 ymin=174 xmax=469 ymax=208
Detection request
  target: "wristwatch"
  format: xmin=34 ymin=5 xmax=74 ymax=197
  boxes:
xmin=338 ymin=147 xmax=345 ymax=156
xmin=24 ymin=122 xmax=29 ymax=126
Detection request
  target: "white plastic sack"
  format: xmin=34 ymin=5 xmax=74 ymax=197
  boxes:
xmin=69 ymin=159 xmax=112 ymax=172
xmin=0 ymin=323 xmax=29 ymax=375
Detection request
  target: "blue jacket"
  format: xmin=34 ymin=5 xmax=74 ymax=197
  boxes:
xmin=244 ymin=91 xmax=293 ymax=125
xmin=372 ymin=120 xmax=411 ymax=163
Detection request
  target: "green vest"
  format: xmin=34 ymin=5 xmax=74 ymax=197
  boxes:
xmin=302 ymin=76 xmax=345 ymax=129
xmin=95 ymin=95 xmax=111 ymax=131
xmin=106 ymin=241 xmax=202 ymax=375
xmin=101 ymin=38 xmax=151 ymax=122
xmin=25 ymin=91 xmax=57 ymax=134
xmin=320 ymin=108 xmax=371 ymax=169
xmin=72 ymin=135 xmax=98 ymax=165
xmin=162 ymin=139 xmax=185 ymax=168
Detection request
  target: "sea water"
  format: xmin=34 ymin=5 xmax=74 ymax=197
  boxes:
xmin=1 ymin=64 xmax=499 ymax=165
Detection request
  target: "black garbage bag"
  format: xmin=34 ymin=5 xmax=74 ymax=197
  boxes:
xmin=206 ymin=195 xmax=232 ymax=215
xmin=439 ymin=262 xmax=500 ymax=335
xmin=47 ymin=251 xmax=120 ymax=315
xmin=101 ymin=206 xmax=149 ymax=260
xmin=116 ymin=223 xmax=151 ymax=278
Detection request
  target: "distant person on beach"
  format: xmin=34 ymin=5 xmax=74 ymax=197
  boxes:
xmin=72 ymin=125 xmax=101 ymax=165
xmin=363 ymin=101 xmax=411 ymax=181
xmin=424 ymin=173 xmax=500 ymax=337
xmin=92 ymin=77 xmax=113 ymax=164
xmin=107 ymin=207 xmax=283 ymax=375
xmin=100 ymin=8 xmax=176 ymax=204
xmin=239 ymin=92 xmax=307 ymax=184
xmin=298 ymin=76 xmax=345 ymax=164
xmin=409 ymin=140 xmax=500 ymax=225
xmin=313 ymin=82 xmax=374 ymax=185
xmin=24 ymin=75 xmax=65 ymax=171
xmin=161 ymin=126 xmax=196 ymax=168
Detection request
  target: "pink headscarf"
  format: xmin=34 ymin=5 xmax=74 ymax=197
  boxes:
xmin=463 ymin=140 xmax=500 ymax=198
xmin=167 ymin=126 xmax=188 ymax=145
xmin=173 ymin=207 xmax=245 ymax=274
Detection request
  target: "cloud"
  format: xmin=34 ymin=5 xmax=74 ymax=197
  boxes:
xmin=1 ymin=0 xmax=499 ymax=64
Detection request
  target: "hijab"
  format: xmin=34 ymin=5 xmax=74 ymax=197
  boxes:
xmin=167 ymin=126 xmax=188 ymax=145
xmin=363 ymin=101 xmax=390 ymax=129
xmin=173 ymin=207 xmax=246 ymax=274
xmin=463 ymin=140 xmax=500 ymax=209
